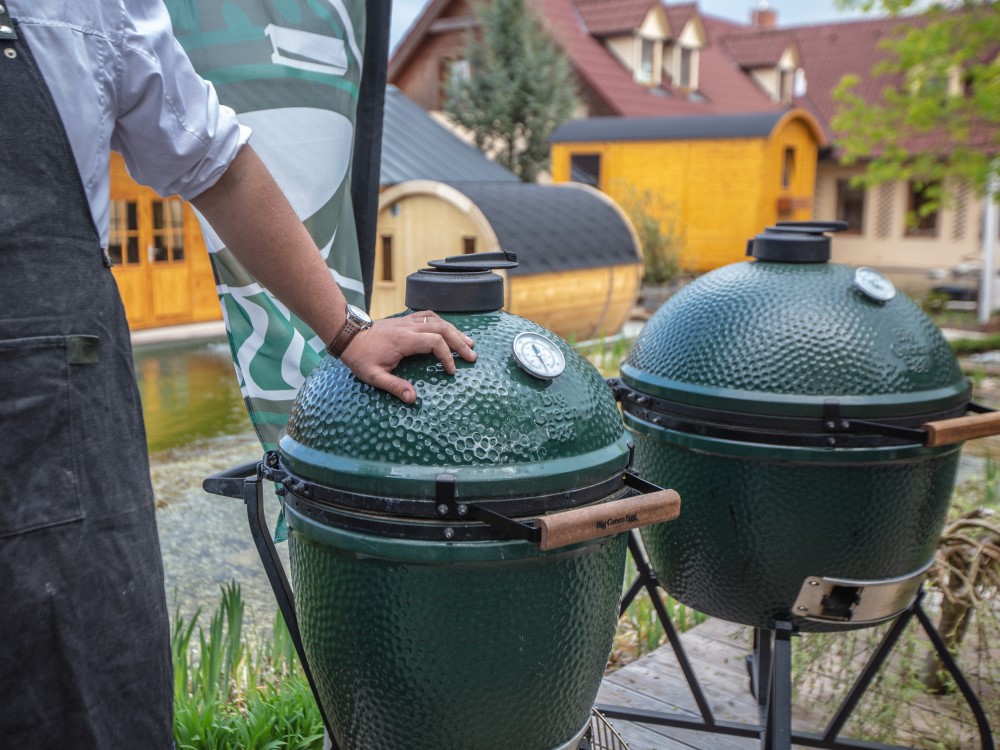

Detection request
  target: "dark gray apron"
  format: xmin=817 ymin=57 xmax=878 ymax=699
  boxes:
xmin=0 ymin=17 xmax=173 ymax=749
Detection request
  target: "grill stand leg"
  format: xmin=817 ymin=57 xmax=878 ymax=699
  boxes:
xmin=762 ymin=622 xmax=793 ymax=750
xmin=621 ymin=529 xmax=717 ymax=726
xmin=596 ymin=531 xmax=996 ymax=750
xmin=243 ymin=471 xmax=340 ymax=750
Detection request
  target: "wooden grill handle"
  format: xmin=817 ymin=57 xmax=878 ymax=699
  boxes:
xmin=535 ymin=490 xmax=680 ymax=552
xmin=924 ymin=411 xmax=1000 ymax=447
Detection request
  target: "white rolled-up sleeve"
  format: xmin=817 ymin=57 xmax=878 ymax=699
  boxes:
xmin=110 ymin=0 xmax=250 ymax=200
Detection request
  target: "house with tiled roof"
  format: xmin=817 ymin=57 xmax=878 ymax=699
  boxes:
xmin=390 ymin=0 xmax=785 ymax=118
xmin=390 ymin=1 xmax=999 ymax=290
xmin=786 ymin=15 xmax=998 ymax=292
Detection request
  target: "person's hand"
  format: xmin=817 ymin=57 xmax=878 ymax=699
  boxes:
xmin=338 ymin=311 xmax=476 ymax=404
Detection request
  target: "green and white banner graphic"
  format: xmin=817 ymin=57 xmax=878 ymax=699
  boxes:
xmin=165 ymin=0 xmax=376 ymax=451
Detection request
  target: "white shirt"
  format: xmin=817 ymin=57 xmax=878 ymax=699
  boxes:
xmin=7 ymin=0 xmax=250 ymax=248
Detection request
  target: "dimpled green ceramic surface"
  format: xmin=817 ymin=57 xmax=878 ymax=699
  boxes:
xmin=287 ymin=514 xmax=626 ymax=750
xmin=280 ymin=311 xmax=631 ymax=499
xmin=628 ymin=419 xmax=960 ymax=630
xmin=622 ymin=261 xmax=968 ymax=417
xmin=622 ymin=260 xmax=968 ymax=630
xmin=278 ymin=309 xmax=633 ymax=748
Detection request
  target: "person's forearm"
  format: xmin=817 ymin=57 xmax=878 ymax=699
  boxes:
xmin=190 ymin=143 xmax=477 ymax=404
xmin=191 ymin=144 xmax=347 ymax=345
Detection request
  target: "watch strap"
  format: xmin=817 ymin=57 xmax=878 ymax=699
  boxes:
xmin=327 ymin=305 xmax=372 ymax=358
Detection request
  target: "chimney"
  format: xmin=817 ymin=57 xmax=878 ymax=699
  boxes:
xmin=751 ymin=1 xmax=777 ymax=29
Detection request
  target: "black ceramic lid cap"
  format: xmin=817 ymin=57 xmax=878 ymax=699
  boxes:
xmin=746 ymin=220 xmax=848 ymax=263
xmin=405 ymin=252 xmax=517 ymax=312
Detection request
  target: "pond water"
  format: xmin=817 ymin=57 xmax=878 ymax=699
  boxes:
xmin=133 ymin=338 xmax=252 ymax=454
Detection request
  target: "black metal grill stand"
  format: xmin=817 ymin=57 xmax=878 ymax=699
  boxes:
xmin=596 ymin=530 xmax=996 ymax=750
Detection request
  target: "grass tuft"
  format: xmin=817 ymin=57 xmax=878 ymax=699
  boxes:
xmin=171 ymin=583 xmax=324 ymax=750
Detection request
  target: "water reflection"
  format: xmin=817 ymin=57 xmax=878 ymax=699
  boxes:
xmin=133 ymin=338 xmax=252 ymax=454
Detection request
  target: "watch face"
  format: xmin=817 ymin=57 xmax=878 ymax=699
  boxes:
xmin=853 ymin=267 xmax=896 ymax=302
xmin=511 ymin=332 xmax=565 ymax=380
xmin=347 ymin=304 xmax=373 ymax=326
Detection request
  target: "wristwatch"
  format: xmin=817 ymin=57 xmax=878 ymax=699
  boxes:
xmin=326 ymin=303 xmax=373 ymax=358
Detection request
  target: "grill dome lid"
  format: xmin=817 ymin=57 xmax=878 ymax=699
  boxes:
xmin=278 ymin=255 xmax=631 ymax=502
xmin=622 ymin=222 xmax=969 ymax=419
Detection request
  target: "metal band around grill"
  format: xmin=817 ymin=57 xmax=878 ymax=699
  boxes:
xmin=609 ymin=378 xmax=971 ymax=448
xmin=201 ymin=454 xmax=668 ymax=543
xmin=273 ymin=457 xmax=630 ymax=519
xmin=282 ymin=480 xmax=637 ymax=542
xmin=271 ymin=451 xmax=665 ymax=542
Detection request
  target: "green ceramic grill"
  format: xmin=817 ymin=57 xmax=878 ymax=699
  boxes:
xmin=206 ymin=253 xmax=678 ymax=750
xmin=614 ymin=221 xmax=1000 ymax=632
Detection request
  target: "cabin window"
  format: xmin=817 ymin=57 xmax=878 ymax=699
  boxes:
xmin=108 ymin=200 xmax=140 ymax=265
xmin=440 ymin=57 xmax=470 ymax=97
xmin=906 ymin=182 xmax=939 ymax=237
xmin=781 ymin=147 xmax=796 ymax=189
xmin=380 ymin=234 xmax=393 ymax=281
xmin=151 ymin=199 xmax=185 ymax=263
xmin=639 ymin=39 xmax=655 ymax=83
xmin=836 ymin=179 xmax=865 ymax=235
xmin=570 ymin=153 xmax=601 ymax=188
xmin=463 ymin=236 xmax=477 ymax=254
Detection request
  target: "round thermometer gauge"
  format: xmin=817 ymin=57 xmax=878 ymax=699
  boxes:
xmin=511 ymin=332 xmax=565 ymax=380
xmin=854 ymin=267 xmax=896 ymax=302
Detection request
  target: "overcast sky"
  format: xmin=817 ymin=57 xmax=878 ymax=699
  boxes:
xmin=389 ymin=1 xmax=873 ymax=51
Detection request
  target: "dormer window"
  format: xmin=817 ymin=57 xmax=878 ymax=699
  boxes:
xmin=665 ymin=42 xmax=699 ymax=90
xmin=678 ymin=46 xmax=696 ymax=88
xmin=908 ymin=63 xmax=964 ymax=98
xmin=640 ymin=38 xmax=656 ymax=82
xmin=664 ymin=18 xmax=705 ymax=92
xmin=778 ymin=67 xmax=793 ymax=103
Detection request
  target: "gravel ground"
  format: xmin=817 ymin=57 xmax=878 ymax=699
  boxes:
xmin=151 ymin=431 xmax=288 ymax=635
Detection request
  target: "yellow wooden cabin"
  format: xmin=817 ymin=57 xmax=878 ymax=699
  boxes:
xmin=549 ymin=109 xmax=825 ymax=272
xmin=108 ymin=152 xmax=221 ymax=331
xmin=374 ymin=180 xmax=643 ymax=341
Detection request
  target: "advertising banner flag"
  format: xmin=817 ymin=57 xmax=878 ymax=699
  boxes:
xmin=164 ymin=0 xmax=388 ymax=451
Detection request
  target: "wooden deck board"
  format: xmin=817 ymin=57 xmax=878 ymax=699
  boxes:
xmin=598 ymin=619 xmax=765 ymax=749
xmin=596 ymin=613 xmax=994 ymax=750
xmin=595 ymin=618 xmax=873 ymax=749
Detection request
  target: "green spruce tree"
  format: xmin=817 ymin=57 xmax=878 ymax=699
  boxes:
xmin=445 ymin=0 xmax=578 ymax=182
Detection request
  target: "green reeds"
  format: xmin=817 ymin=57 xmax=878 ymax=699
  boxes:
xmin=171 ymin=583 xmax=324 ymax=750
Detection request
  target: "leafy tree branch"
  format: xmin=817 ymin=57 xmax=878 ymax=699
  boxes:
xmin=832 ymin=0 xmax=999 ymax=210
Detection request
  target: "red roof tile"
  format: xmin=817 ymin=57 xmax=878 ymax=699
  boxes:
xmin=663 ymin=2 xmax=697 ymax=33
xmin=719 ymin=29 xmax=796 ymax=68
xmin=539 ymin=0 xmax=714 ymax=116
xmin=575 ymin=0 xmax=655 ymax=37
xmin=789 ymin=13 xmax=996 ymax=154
xmin=788 ymin=16 xmax=911 ymax=143
xmin=391 ymin=0 xmax=995 ymax=154
xmin=695 ymin=15 xmax=780 ymax=112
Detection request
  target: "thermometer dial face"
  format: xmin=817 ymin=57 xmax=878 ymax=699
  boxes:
xmin=854 ymin=267 xmax=896 ymax=302
xmin=511 ymin=332 xmax=565 ymax=380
